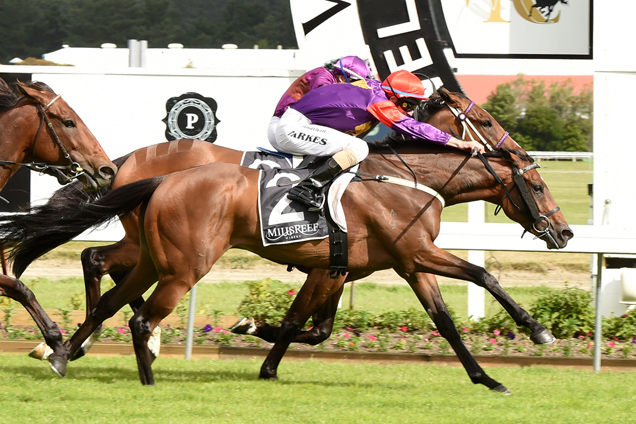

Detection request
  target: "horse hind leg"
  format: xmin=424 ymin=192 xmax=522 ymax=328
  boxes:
xmin=239 ymin=283 xmax=344 ymax=345
xmin=399 ymin=272 xmax=510 ymax=394
xmin=73 ymin=240 xmax=147 ymax=360
xmin=260 ymin=269 xmax=346 ymax=380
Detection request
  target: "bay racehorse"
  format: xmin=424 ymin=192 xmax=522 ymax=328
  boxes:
xmin=0 ymin=79 xmax=117 ymax=363
xmin=0 ymin=89 xmax=572 ymax=393
xmin=6 ymin=88 xmax=542 ymax=360
xmin=11 ymin=138 xmax=572 ymax=393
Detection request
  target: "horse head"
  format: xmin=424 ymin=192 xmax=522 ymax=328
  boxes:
xmin=15 ymin=82 xmax=117 ymax=191
xmin=492 ymin=149 xmax=573 ymax=249
xmin=414 ymin=87 xmax=574 ymax=250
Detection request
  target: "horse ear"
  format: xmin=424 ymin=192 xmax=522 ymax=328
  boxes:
xmin=15 ymin=82 xmax=48 ymax=106
xmin=438 ymin=86 xmax=451 ymax=99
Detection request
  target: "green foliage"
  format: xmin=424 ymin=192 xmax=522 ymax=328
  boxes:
xmin=603 ymin=308 xmax=636 ymax=341
xmin=0 ymin=0 xmax=297 ymax=63
xmin=482 ymin=75 xmax=593 ymax=152
xmin=529 ymin=286 xmax=595 ymax=338
xmin=236 ymin=278 xmax=296 ymax=326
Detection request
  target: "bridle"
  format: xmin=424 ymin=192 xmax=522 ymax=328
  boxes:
xmin=0 ymin=94 xmax=85 ymax=184
xmin=446 ymin=98 xmax=561 ymax=244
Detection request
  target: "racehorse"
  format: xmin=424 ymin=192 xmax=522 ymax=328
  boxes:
xmin=0 ymin=79 xmax=117 ymax=361
xmin=5 ymin=88 xmax=536 ymax=358
xmin=9 ymin=136 xmax=571 ymax=393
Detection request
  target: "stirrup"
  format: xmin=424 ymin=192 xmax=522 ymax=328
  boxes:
xmin=288 ymin=184 xmax=325 ymax=211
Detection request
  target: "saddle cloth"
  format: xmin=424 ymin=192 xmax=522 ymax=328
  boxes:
xmin=256 ymin=167 xmax=355 ymax=247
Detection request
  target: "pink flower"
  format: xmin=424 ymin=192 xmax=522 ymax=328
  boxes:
xmin=431 ymin=330 xmax=439 ymax=337
xmin=287 ymin=289 xmax=297 ymax=295
xmin=214 ymin=327 xmax=224 ymax=333
xmin=493 ymin=329 xmax=501 ymax=336
xmin=489 ymin=338 xmax=497 ymax=344
xmin=369 ymin=335 xmax=377 ymax=341
xmin=608 ymin=342 xmax=616 ymax=348
xmin=462 ymin=327 xmax=468 ymax=333
xmin=399 ymin=326 xmax=408 ymax=333
xmin=588 ymin=343 xmax=594 ymax=349
xmin=60 ymin=329 xmax=67 ymax=335
xmin=345 ymin=333 xmax=351 ymax=339
xmin=117 ymin=328 xmax=126 ymax=335
xmin=578 ymin=335 xmax=586 ymax=340
xmin=223 ymin=330 xmax=229 ymax=335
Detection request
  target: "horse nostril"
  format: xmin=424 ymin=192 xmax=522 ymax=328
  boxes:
xmin=562 ymin=228 xmax=574 ymax=240
xmin=100 ymin=165 xmax=117 ymax=178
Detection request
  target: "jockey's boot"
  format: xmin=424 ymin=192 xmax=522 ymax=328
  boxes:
xmin=288 ymin=150 xmax=359 ymax=212
xmin=288 ymin=157 xmax=343 ymax=211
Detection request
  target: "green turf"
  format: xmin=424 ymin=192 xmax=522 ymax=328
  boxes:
xmin=0 ymin=354 xmax=633 ymax=424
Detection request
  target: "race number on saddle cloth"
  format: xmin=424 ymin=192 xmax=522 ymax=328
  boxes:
xmin=257 ymin=167 xmax=357 ymax=246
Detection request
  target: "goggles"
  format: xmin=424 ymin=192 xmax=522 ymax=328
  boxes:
xmin=399 ymin=98 xmax=421 ymax=112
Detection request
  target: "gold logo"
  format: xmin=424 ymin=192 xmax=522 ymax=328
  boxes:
xmin=466 ymin=0 xmax=564 ymax=24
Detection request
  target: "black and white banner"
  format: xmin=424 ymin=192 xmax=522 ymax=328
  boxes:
xmin=290 ymin=0 xmax=592 ymax=86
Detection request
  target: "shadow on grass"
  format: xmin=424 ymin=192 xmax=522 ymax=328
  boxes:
xmin=2 ymin=362 xmax=402 ymax=389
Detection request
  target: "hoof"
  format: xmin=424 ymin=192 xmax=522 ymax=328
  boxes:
xmin=230 ymin=317 xmax=256 ymax=335
xmin=48 ymin=356 xmax=67 ymax=378
xmin=531 ymin=328 xmax=556 ymax=345
xmin=491 ymin=384 xmax=512 ymax=395
xmin=29 ymin=343 xmax=53 ymax=361
xmin=148 ymin=325 xmax=162 ymax=359
xmin=259 ymin=374 xmax=278 ymax=381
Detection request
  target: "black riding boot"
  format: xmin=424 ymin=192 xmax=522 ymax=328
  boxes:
xmin=288 ymin=158 xmax=344 ymax=211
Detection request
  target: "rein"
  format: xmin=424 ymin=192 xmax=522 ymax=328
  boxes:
xmin=475 ymin=151 xmax=560 ymax=243
xmin=0 ymin=95 xmax=85 ymax=184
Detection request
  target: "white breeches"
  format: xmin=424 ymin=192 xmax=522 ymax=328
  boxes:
xmin=268 ymin=108 xmax=369 ymax=162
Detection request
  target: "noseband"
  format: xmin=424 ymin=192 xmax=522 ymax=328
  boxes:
xmin=0 ymin=95 xmax=85 ymax=184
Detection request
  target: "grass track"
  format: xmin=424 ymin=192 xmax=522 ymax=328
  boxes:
xmin=0 ymin=354 xmax=633 ymax=424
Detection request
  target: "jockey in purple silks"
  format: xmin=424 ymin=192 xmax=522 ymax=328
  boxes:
xmin=267 ymin=56 xmax=372 ymax=146
xmin=270 ymin=69 xmax=485 ymax=211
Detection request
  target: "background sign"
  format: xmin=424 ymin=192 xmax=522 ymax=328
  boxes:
xmin=162 ymin=92 xmax=220 ymax=142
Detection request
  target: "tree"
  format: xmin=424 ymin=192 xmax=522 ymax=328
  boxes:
xmin=482 ymin=75 xmax=593 ymax=152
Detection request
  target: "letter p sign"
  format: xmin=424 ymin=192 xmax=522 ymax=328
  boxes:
xmin=185 ymin=113 xmax=199 ymax=129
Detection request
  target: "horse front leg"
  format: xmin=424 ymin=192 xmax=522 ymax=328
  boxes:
xmin=0 ymin=275 xmax=64 ymax=360
xmin=415 ymin=246 xmax=554 ymax=345
xmin=260 ymin=269 xmax=346 ymax=380
xmin=398 ymin=271 xmax=510 ymax=394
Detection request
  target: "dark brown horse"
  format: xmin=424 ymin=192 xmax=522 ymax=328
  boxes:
xmin=0 ymin=79 xmax=117 ymax=363
xmin=16 ymin=139 xmax=571 ymax=392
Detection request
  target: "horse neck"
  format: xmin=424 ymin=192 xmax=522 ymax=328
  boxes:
xmin=0 ymin=106 xmax=39 ymax=190
xmin=365 ymin=150 xmax=512 ymax=206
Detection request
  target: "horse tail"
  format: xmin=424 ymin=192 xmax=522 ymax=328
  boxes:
xmin=0 ymin=174 xmax=164 ymax=278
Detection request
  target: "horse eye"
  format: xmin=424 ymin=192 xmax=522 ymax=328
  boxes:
xmin=63 ymin=120 xmax=76 ymax=128
xmin=482 ymin=120 xmax=492 ymax=128
xmin=533 ymin=184 xmax=543 ymax=193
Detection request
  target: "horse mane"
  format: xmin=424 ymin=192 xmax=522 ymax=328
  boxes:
xmin=0 ymin=80 xmax=56 ymax=113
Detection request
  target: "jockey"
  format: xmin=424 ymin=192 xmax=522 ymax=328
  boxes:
xmin=270 ymin=69 xmax=486 ymax=211
xmin=267 ymin=56 xmax=372 ymax=146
